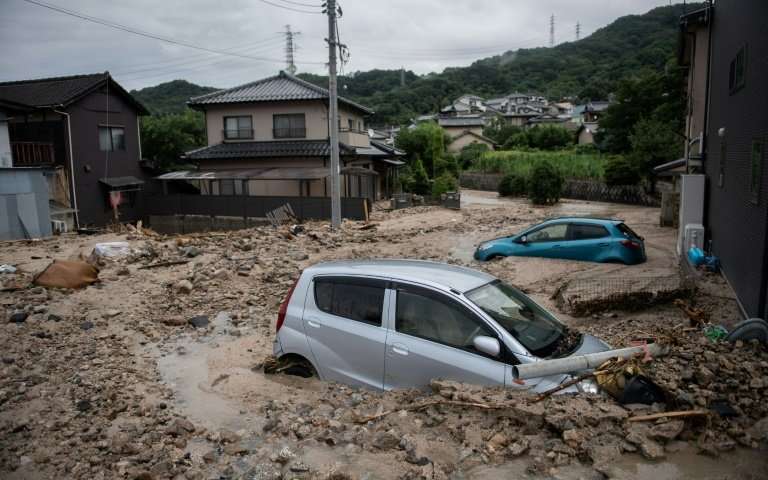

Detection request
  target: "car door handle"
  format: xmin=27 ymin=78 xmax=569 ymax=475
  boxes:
xmin=553 ymin=244 xmax=563 ymax=249
xmin=391 ymin=343 xmax=409 ymax=356
xmin=305 ymin=317 xmax=322 ymax=328
xmin=598 ymin=242 xmax=609 ymax=247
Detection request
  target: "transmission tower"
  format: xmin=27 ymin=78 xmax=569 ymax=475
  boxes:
xmin=284 ymin=25 xmax=300 ymax=75
xmin=549 ymin=14 xmax=555 ymax=47
xmin=576 ymin=22 xmax=581 ymax=41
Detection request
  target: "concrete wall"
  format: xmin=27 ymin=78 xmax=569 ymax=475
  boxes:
xmin=204 ymin=100 xmax=367 ymax=146
xmin=448 ymin=134 xmax=494 ymax=153
xmin=0 ymin=168 xmax=53 ymax=240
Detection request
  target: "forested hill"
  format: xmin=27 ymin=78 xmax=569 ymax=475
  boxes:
xmin=299 ymin=3 xmax=697 ymax=125
xmin=130 ymin=3 xmax=698 ymax=124
xmin=130 ymin=80 xmax=217 ymax=114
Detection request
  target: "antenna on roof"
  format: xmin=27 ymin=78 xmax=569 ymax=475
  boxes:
xmin=284 ymin=25 xmax=300 ymax=75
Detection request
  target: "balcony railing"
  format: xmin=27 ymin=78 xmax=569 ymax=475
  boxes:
xmin=273 ymin=127 xmax=306 ymax=139
xmin=11 ymin=142 xmax=55 ymax=166
xmin=339 ymin=129 xmax=370 ymax=148
xmin=223 ymin=129 xmax=254 ymax=140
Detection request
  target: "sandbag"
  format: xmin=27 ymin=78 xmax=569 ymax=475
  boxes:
xmin=33 ymin=260 xmax=99 ymax=289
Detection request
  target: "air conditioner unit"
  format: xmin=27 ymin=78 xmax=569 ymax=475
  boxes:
xmin=677 ymin=174 xmax=706 ymax=255
xmin=51 ymin=220 xmax=67 ymax=234
xmin=684 ymin=223 xmax=705 ymax=252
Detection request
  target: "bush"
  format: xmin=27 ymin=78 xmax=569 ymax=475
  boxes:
xmin=574 ymin=143 xmax=598 ymax=154
xmin=527 ymin=161 xmax=563 ymax=205
xmin=604 ymin=155 xmax=642 ymax=186
xmin=432 ymin=172 xmax=458 ymax=197
xmin=435 ymin=153 xmax=460 ymax=177
xmin=458 ymin=143 xmax=489 ymax=169
xmin=498 ymin=173 xmax=528 ymax=197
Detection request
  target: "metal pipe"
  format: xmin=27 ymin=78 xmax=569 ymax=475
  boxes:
xmin=54 ymin=108 xmax=79 ymax=229
xmin=512 ymin=343 xmax=667 ymax=380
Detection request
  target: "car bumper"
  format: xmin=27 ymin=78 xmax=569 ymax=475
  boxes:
xmin=272 ymin=337 xmax=284 ymax=357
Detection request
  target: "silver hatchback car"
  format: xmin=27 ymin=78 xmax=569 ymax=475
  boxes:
xmin=273 ymin=260 xmax=611 ymax=393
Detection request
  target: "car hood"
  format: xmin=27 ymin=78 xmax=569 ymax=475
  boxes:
xmin=478 ymin=235 xmax=515 ymax=247
xmin=568 ymin=333 xmax=612 ymax=356
xmin=525 ymin=334 xmax=612 ymax=394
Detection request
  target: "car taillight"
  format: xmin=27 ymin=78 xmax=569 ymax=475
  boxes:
xmin=276 ymin=276 xmax=300 ymax=333
xmin=621 ymin=239 xmax=641 ymax=249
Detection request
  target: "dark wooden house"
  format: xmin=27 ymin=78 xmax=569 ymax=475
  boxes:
xmin=0 ymin=72 xmax=149 ymax=228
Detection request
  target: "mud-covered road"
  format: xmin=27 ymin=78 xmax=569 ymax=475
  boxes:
xmin=1 ymin=191 xmax=766 ymax=479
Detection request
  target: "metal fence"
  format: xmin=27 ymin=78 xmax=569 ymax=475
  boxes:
xmin=561 ymin=180 xmax=660 ymax=207
xmin=553 ymin=274 xmax=694 ymax=317
xmin=144 ymin=194 xmax=368 ymax=221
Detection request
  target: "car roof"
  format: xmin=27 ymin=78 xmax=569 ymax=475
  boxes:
xmin=305 ymin=259 xmax=495 ymax=293
xmin=539 ymin=216 xmax=623 ymax=225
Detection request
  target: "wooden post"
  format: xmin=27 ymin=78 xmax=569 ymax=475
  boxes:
xmin=363 ymin=198 xmax=369 ymax=222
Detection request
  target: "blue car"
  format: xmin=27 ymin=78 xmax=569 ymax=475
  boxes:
xmin=474 ymin=217 xmax=646 ymax=264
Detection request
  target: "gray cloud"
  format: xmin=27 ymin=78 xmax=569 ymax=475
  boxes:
xmin=0 ymin=0 xmax=671 ymax=90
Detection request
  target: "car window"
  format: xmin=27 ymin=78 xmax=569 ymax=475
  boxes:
xmin=527 ymin=223 xmax=568 ymax=243
xmin=616 ymin=223 xmax=641 ymax=239
xmin=570 ymin=224 xmax=609 ymax=240
xmin=314 ymin=277 xmax=385 ymax=326
xmin=395 ymin=286 xmax=494 ymax=350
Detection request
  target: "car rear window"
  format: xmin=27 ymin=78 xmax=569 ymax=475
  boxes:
xmin=570 ymin=224 xmax=609 ymax=240
xmin=616 ymin=223 xmax=640 ymax=239
xmin=314 ymin=277 xmax=385 ymax=326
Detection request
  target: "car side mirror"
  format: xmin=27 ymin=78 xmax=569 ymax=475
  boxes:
xmin=517 ymin=235 xmax=528 ymax=244
xmin=473 ymin=336 xmax=501 ymax=357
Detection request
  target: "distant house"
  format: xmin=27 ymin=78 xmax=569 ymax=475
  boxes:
xmin=447 ymin=130 xmax=496 ymax=154
xmin=576 ymin=122 xmax=600 ymax=144
xmin=582 ymin=101 xmax=610 ymax=123
xmin=153 ymin=72 xmax=402 ymax=222
xmin=677 ymin=0 xmax=768 ymax=319
xmin=0 ymin=73 xmax=149 ymax=229
xmin=437 ymin=115 xmax=486 ymax=139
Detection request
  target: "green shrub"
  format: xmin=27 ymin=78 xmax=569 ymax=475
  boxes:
xmin=458 ymin=143 xmax=490 ymax=169
xmin=435 ymin=153 xmax=460 ymax=177
xmin=498 ymin=173 xmax=528 ymax=197
xmin=604 ymin=155 xmax=641 ymax=186
xmin=528 ymin=161 xmax=563 ymax=205
xmin=574 ymin=143 xmax=598 ymax=154
xmin=471 ymin=150 xmax=605 ymax=180
xmin=432 ymin=172 xmax=458 ymax=197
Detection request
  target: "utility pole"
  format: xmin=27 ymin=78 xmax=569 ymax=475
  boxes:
xmin=326 ymin=0 xmax=341 ymax=229
xmin=576 ymin=22 xmax=581 ymax=41
xmin=284 ymin=25 xmax=299 ymax=75
xmin=549 ymin=14 xmax=555 ymax=47
xmin=400 ymin=67 xmax=405 ymax=87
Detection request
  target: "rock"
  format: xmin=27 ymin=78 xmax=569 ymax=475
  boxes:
xmin=562 ymin=429 xmax=583 ymax=446
xmin=488 ymin=432 xmax=509 ymax=450
xmin=214 ymin=312 xmax=232 ymax=325
xmin=508 ymin=439 xmax=529 ymax=457
xmin=627 ymin=430 xmax=665 ymax=460
xmin=218 ymin=429 xmax=240 ymax=444
xmin=274 ymin=446 xmax=295 ymax=464
xmin=245 ymin=464 xmax=282 ymax=480
xmin=32 ymin=305 xmax=47 ymax=314
xmin=117 ymin=266 xmax=130 ymax=276
xmin=212 ymin=269 xmax=228 ymax=280
xmin=589 ymin=444 xmax=622 ymax=475
xmin=75 ymin=399 xmax=92 ymax=412
xmin=167 ymin=418 xmax=195 ymax=436
xmin=103 ymin=309 xmax=121 ymax=319
xmin=175 ymin=280 xmax=194 ymax=294
xmin=181 ymin=246 xmax=202 ymax=258
xmin=372 ymin=430 xmax=400 ymax=450
xmin=289 ymin=461 xmax=310 ymax=473
xmin=749 ymin=416 xmax=768 ymax=441
xmin=289 ymin=251 xmax=309 ymax=261
xmin=649 ymin=420 xmax=685 ymax=441
xmin=47 ymin=313 xmax=63 ymax=322
xmin=188 ymin=316 xmax=209 ymax=328
xmin=202 ymin=450 xmax=217 ymax=464
xmin=80 ymin=321 xmax=94 ymax=331
xmin=223 ymin=443 xmax=248 ymax=456
xmin=9 ymin=312 xmax=28 ymax=323
xmin=163 ymin=316 xmax=186 ymax=327
xmin=696 ymin=366 xmax=715 ymax=386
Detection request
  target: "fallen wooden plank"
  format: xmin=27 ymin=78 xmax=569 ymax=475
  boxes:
xmin=628 ymin=410 xmax=710 ymax=422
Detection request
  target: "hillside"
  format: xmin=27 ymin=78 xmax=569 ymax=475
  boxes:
xmin=132 ymin=4 xmax=696 ymax=123
xmin=130 ymin=79 xmax=217 ymax=114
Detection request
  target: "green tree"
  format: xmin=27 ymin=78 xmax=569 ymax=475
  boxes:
xmin=528 ymin=161 xmax=564 ymax=205
xmin=395 ymin=122 xmax=447 ymax=178
xmin=483 ymin=116 xmax=521 ymax=145
xmin=604 ymin=155 xmax=641 ymax=186
xmin=140 ymin=110 xmax=206 ymax=171
xmin=498 ymin=173 xmax=528 ymax=197
xmin=458 ymin=143 xmax=490 ymax=169
xmin=528 ymin=125 xmax=573 ymax=150
xmin=409 ymin=156 xmax=431 ymax=195
xmin=628 ymin=117 xmax=682 ymax=177
xmin=432 ymin=172 xmax=458 ymax=197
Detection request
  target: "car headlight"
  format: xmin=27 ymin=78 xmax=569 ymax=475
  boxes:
xmin=477 ymin=243 xmax=491 ymax=251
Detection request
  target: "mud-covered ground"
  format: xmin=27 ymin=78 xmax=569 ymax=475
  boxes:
xmin=1 ymin=190 xmax=766 ymax=479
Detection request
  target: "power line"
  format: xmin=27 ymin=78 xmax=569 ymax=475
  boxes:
xmin=20 ymin=0 xmax=324 ymax=64
xmin=255 ymin=0 xmax=323 ymax=14
xmin=273 ymin=0 xmax=324 ymax=7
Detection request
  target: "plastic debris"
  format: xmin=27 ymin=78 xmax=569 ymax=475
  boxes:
xmin=0 ymin=264 xmax=17 ymax=274
xmin=91 ymin=242 xmax=131 ymax=259
xmin=704 ymin=324 xmax=729 ymax=342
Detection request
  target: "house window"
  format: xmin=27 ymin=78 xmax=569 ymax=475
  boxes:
xmin=729 ymin=45 xmax=746 ymax=94
xmin=750 ymin=140 xmax=763 ymax=204
xmin=273 ymin=114 xmax=306 ymax=139
xmin=347 ymin=119 xmax=354 ymax=131
xmin=98 ymin=126 xmax=125 ymax=151
xmin=224 ymin=116 xmax=253 ymax=140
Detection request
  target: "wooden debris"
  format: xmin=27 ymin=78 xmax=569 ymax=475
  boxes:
xmin=674 ymin=299 xmax=707 ymax=328
xmin=138 ymin=260 xmax=189 ymax=270
xmin=628 ymin=410 xmax=710 ymax=422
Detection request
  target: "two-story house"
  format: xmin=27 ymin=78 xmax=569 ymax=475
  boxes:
xmin=0 ymin=72 xmax=149 ymax=229
xmin=161 ymin=71 xmax=401 ymax=209
xmin=677 ymin=0 xmax=768 ymax=320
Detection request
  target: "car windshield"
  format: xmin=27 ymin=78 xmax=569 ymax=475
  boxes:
xmin=465 ymin=280 xmax=569 ymax=357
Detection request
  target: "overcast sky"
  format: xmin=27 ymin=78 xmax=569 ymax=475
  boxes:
xmin=0 ymin=0 xmax=672 ymax=91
